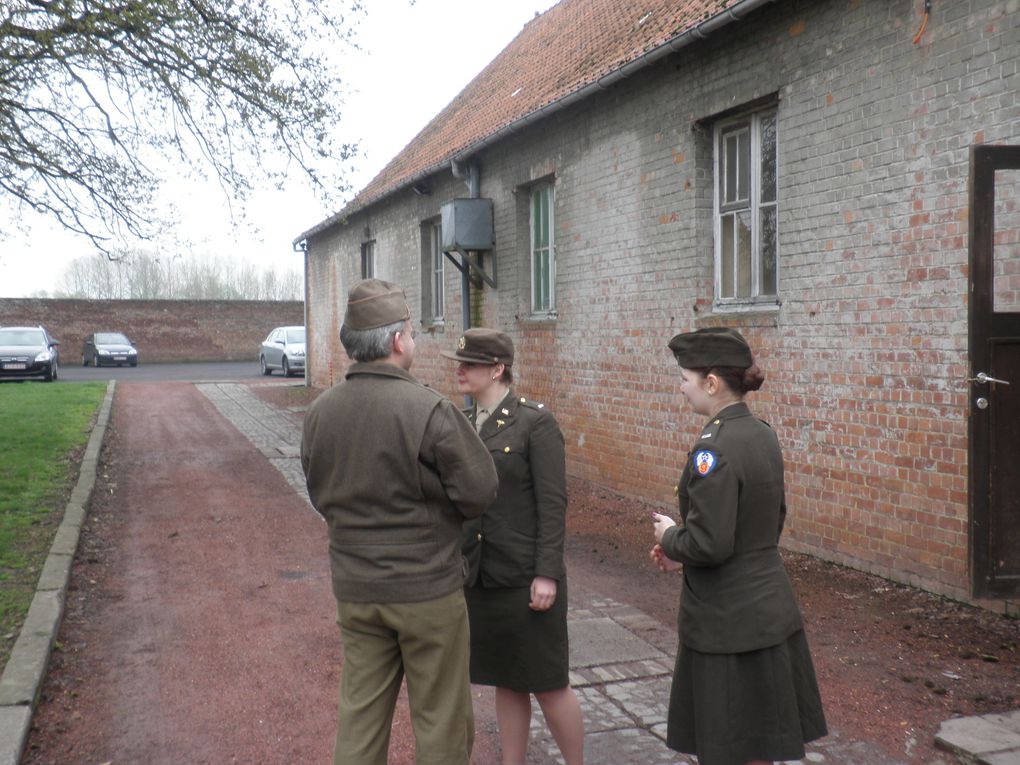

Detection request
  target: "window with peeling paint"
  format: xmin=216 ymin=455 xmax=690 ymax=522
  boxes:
xmin=420 ymin=219 xmax=445 ymax=324
xmin=714 ymin=107 xmax=778 ymax=306
xmin=361 ymin=240 xmax=375 ymax=279
xmin=530 ymin=182 xmax=556 ymax=315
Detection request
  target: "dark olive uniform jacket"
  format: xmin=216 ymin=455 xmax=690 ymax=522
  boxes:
xmin=461 ymin=391 xmax=567 ymax=588
xmin=660 ymin=401 xmax=803 ymax=654
xmin=301 ymin=361 xmax=498 ymax=604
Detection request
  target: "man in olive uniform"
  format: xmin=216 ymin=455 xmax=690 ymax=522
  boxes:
xmin=301 ymin=279 xmax=498 ymax=765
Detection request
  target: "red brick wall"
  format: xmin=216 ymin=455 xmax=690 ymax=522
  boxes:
xmin=0 ymin=298 xmax=303 ymax=363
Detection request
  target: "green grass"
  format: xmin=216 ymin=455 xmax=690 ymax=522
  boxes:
xmin=0 ymin=382 xmax=106 ymax=668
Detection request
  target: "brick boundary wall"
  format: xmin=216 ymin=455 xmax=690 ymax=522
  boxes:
xmin=0 ymin=298 xmax=304 ymax=363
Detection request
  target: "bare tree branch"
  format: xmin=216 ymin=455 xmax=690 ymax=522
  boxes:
xmin=0 ymin=0 xmax=360 ymax=255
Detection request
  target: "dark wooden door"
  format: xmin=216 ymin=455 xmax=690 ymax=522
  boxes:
xmin=969 ymin=145 xmax=1020 ymax=598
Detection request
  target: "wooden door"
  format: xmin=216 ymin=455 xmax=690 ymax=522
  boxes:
xmin=969 ymin=145 xmax=1020 ymax=598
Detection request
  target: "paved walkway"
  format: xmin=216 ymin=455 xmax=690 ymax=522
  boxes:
xmin=2 ymin=380 xmax=1018 ymax=764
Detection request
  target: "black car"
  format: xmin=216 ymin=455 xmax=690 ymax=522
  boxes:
xmin=81 ymin=332 xmax=138 ymax=367
xmin=0 ymin=326 xmax=60 ymax=382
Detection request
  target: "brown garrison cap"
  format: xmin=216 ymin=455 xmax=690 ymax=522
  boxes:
xmin=342 ymin=278 xmax=410 ymax=331
xmin=668 ymin=327 xmax=753 ymax=369
xmin=440 ymin=328 xmax=514 ymax=366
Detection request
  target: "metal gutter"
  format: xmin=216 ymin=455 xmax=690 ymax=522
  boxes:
xmin=293 ymin=0 xmax=777 ymax=245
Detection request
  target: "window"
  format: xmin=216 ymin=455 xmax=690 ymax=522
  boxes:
xmin=714 ymin=107 xmax=778 ymax=304
xmin=530 ymin=182 xmax=555 ymax=314
xmin=361 ymin=240 xmax=375 ymax=279
xmin=421 ymin=220 xmax=444 ymax=323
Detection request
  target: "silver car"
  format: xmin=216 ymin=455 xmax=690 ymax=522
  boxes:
xmin=259 ymin=326 xmax=305 ymax=377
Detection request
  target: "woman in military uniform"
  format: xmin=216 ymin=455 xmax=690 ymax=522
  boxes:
xmin=650 ymin=327 xmax=826 ymax=765
xmin=442 ymin=328 xmax=584 ymax=765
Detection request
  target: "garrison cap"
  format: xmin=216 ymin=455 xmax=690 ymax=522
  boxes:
xmin=440 ymin=328 xmax=514 ymax=367
xmin=342 ymin=278 xmax=410 ymax=331
xmin=668 ymin=327 xmax=753 ymax=369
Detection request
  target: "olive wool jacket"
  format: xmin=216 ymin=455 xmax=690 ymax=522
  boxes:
xmin=461 ymin=391 xmax=567 ymax=588
xmin=301 ymin=362 xmax=498 ymax=604
xmin=660 ymin=401 xmax=804 ymax=654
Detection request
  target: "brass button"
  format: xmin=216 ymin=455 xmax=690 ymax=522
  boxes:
xmin=503 ymin=446 xmax=510 ymax=453
xmin=673 ymin=485 xmax=679 ymax=496
xmin=476 ymin=532 xmax=483 ymax=541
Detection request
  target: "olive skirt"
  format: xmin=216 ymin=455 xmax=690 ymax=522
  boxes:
xmin=464 ymin=581 xmax=569 ymax=693
xmin=666 ymin=629 xmax=828 ymax=765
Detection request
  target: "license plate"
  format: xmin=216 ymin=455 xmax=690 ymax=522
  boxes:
xmin=2 ymin=363 xmax=26 ymax=370
xmin=113 ymin=356 xmax=127 ymax=361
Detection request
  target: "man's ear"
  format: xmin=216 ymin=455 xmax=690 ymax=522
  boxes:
xmin=392 ymin=330 xmax=407 ymax=356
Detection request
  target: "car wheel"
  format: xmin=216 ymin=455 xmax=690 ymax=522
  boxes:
xmin=93 ymin=353 xmax=100 ymax=367
xmin=43 ymin=362 xmax=56 ymax=382
xmin=260 ymin=355 xmax=271 ymax=376
xmin=282 ymin=357 xmax=291 ymax=377
xmin=82 ymin=354 xmax=89 ymax=366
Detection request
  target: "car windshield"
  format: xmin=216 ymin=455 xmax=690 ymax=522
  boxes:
xmin=285 ymin=329 xmax=306 ymax=343
xmin=0 ymin=329 xmax=45 ymax=346
xmin=96 ymin=333 xmax=130 ymax=344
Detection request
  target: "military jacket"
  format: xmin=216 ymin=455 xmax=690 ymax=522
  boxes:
xmin=462 ymin=390 xmax=567 ymax=588
xmin=301 ymin=362 xmax=498 ymax=604
xmin=659 ymin=401 xmax=804 ymax=654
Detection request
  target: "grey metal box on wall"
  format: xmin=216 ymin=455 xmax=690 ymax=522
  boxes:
xmin=441 ymin=198 xmax=494 ymax=254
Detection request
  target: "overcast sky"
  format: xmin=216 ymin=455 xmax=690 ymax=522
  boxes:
xmin=0 ymin=0 xmax=558 ymax=298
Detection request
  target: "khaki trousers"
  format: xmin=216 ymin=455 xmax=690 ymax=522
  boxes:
xmin=333 ymin=589 xmax=474 ymax=765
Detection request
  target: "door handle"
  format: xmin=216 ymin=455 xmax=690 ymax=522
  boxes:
xmin=967 ymin=372 xmax=1011 ymax=385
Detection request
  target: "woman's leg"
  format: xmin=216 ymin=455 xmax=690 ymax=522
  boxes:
xmin=535 ymin=686 xmax=584 ymax=765
xmin=495 ymin=687 xmax=533 ymax=765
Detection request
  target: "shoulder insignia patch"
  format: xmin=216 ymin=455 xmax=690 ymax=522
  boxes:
xmin=693 ymin=450 xmax=718 ymax=477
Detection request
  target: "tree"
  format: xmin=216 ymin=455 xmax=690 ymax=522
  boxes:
xmin=56 ymin=249 xmax=303 ymax=300
xmin=0 ymin=0 xmax=360 ymax=254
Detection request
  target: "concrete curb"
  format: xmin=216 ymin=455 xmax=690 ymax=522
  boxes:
xmin=0 ymin=380 xmax=116 ymax=765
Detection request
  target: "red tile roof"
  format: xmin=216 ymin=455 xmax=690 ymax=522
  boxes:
xmin=299 ymin=0 xmax=761 ymax=240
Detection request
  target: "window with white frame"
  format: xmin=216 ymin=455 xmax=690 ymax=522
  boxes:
xmin=714 ymin=107 xmax=778 ymax=303
xmin=361 ymin=240 xmax=375 ymax=279
xmin=530 ymin=182 xmax=555 ymax=314
xmin=422 ymin=220 xmax=444 ymax=322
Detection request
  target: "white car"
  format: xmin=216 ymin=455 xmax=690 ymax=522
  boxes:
xmin=259 ymin=326 xmax=305 ymax=377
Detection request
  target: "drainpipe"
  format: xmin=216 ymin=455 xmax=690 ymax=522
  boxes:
xmin=451 ymin=159 xmax=480 ymax=407
xmin=294 ymin=239 xmax=309 ymax=388
xmin=450 ymin=158 xmax=480 ymax=335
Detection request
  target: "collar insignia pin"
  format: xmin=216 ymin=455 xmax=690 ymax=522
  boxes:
xmin=496 ymin=419 xmax=505 ymax=427
xmin=501 ymin=408 xmax=509 ymax=415
xmin=457 ymin=336 xmax=466 ymax=350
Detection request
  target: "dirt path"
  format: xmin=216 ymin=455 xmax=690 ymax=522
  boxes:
xmin=19 ymin=380 xmax=1020 ymax=764
xmin=22 ymin=382 xmax=502 ymax=765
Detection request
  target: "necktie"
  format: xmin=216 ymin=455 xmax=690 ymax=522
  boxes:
xmin=475 ymin=408 xmax=489 ymax=433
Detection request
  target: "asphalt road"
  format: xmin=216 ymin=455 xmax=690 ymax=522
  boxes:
xmin=51 ymin=360 xmax=296 ymax=383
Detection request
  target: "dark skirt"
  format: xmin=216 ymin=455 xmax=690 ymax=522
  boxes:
xmin=464 ymin=581 xmax=569 ymax=693
xmin=666 ymin=629 xmax=827 ymax=765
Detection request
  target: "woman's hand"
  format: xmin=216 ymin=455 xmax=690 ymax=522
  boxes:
xmin=650 ymin=544 xmax=683 ymax=573
xmin=651 ymin=512 xmax=677 ymax=543
xmin=529 ymin=576 xmax=557 ymax=611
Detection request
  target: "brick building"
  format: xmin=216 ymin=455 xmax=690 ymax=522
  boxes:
xmin=294 ymin=0 xmax=1020 ymax=605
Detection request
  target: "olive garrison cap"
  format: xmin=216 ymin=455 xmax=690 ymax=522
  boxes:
xmin=342 ymin=278 xmax=410 ymax=331
xmin=668 ymin=327 xmax=753 ymax=369
xmin=440 ymin=328 xmax=514 ymax=367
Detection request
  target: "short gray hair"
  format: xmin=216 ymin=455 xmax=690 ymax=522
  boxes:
xmin=340 ymin=318 xmax=406 ymax=362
